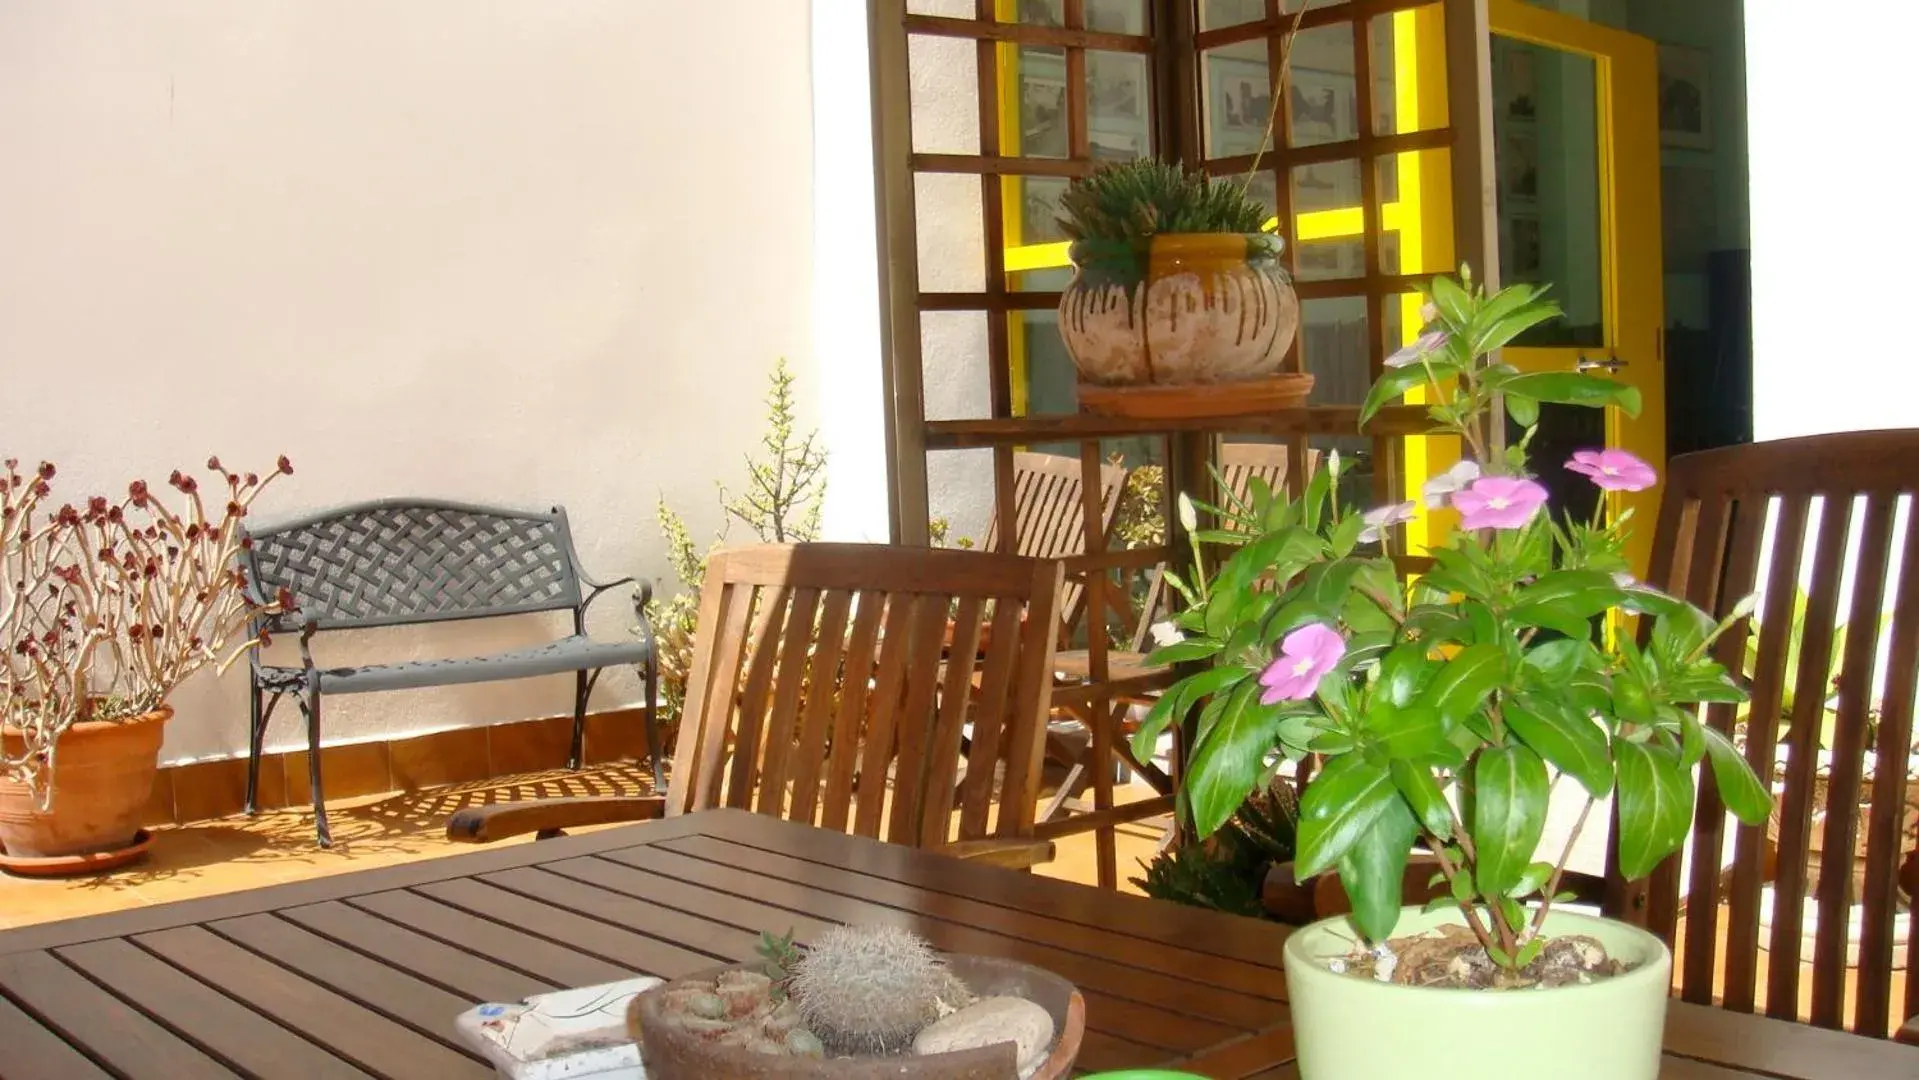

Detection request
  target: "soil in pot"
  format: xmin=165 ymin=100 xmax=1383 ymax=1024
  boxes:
xmin=1329 ymin=921 xmax=1635 ymax=990
xmin=0 ymin=705 xmax=170 ymax=863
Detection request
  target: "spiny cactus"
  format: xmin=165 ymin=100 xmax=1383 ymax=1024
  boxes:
xmin=788 ymin=925 xmax=973 ymax=1055
xmin=1058 ymin=159 xmax=1273 ymax=245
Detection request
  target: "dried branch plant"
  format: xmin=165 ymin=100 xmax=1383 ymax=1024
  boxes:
xmin=2 ymin=456 xmax=295 ymax=806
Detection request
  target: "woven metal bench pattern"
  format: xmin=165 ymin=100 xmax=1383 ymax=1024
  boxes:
xmin=241 ymin=499 xmax=659 ymax=846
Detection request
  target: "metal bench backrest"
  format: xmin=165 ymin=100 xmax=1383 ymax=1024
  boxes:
xmin=243 ymin=499 xmax=586 ymax=633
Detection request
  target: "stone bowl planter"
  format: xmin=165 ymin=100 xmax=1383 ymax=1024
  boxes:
xmin=629 ymin=955 xmax=1084 ymax=1080
xmin=1059 ymin=232 xmax=1302 ymax=418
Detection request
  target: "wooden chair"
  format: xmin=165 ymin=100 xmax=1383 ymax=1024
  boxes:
xmin=1610 ymin=429 xmax=1919 ymax=1038
xmin=448 ymin=543 xmax=1065 ymax=868
xmin=982 ymin=450 xmax=1126 ymax=644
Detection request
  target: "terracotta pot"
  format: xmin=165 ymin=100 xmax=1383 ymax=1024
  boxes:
xmin=631 ymin=956 xmax=1084 ymax=1079
xmin=1058 ymin=232 xmax=1299 ymax=387
xmin=0 ymin=705 xmax=170 ymax=859
xmin=1285 ymin=906 xmax=1672 ymax=1080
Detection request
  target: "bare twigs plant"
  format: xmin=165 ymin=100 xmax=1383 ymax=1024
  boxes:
xmin=2 ymin=456 xmax=295 ymax=806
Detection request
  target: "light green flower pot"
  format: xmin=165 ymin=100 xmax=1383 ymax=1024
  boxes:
xmin=1283 ymin=906 xmax=1673 ymax=1080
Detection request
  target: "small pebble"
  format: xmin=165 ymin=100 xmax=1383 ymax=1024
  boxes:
xmin=785 ymin=1028 xmax=824 ymax=1057
xmin=913 ymin=995 xmax=1054 ymax=1075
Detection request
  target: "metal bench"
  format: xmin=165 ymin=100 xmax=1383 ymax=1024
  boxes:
xmin=240 ymin=499 xmax=659 ymax=846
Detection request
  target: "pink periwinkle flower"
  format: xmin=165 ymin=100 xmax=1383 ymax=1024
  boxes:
xmin=1259 ymin=623 xmax=1346 ymax=704
xmin=1452 ymin=476 xmax=1549 ymax=531
xmin=1565 ymin=448 xmax=1657 ymax=492
xmin=1357 ymin=500 xmax=1418 ymax=544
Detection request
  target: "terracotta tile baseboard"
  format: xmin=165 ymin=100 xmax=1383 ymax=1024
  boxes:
xmin=150 ymin=708 xmax=657 ymax=827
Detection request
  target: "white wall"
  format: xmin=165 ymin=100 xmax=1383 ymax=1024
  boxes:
xmin=1748 ymin=1 xmax=1919 ymax=439
xmin=0 ymin=1 xmax=819 ymax=763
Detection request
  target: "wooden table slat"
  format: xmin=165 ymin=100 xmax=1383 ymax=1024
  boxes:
xmin=133 ymin=925 xmax=490 ymax=1080
xmin=346 ymin=889 xmax=633 ymax=989
xmin=56 ymin=936 xmax=371 ymax=1080
xmin=413 ymin=877 xmax=724 ymax=977
xmin=280 ymin=900 xmax=558 ymax=1005
xmin=0 ymin=948 xmax=241 ymax=1079
xmin=0 ymin=987 xmax=116 ymax=1080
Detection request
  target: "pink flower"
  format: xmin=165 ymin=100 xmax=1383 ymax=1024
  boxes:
xmin=1452 ymin=476 xmax=1549 ymax=530
xmin=1565 ymin=449 xmax=1657 ymax=492
xmin=1259 ymin=623 xmax=1346 ymax=704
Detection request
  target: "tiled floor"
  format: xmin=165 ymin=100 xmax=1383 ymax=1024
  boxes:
xmin=0 ymin=761 xmax=1171 ymax=931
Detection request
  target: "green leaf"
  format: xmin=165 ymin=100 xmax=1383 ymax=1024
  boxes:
xmin=1509 ymin=570 xmax=1625 ymax=639
xmin=1294 ymin=753 xmax=1397 ymax=878
xmin=1390 ymin=759 xmax=1453 ymax=839
xmin=1328 ymin=512 xmax=1367 ymax=559
xmin=1501 ymin=372 xmax=1642 ymax=418
xmin=1471 ymin=297 xmax=1563 ymax=355
xmin=1507 ymin=860 xmax=1556 ymax=900
xmin=1701 ymin=724 xmax=1773 ymax=826
xmin=1503 ymin=694 xmax=1614 ymax=797
xmin=1143 ymin=638 xmax=1225 ymax=666
xmin=1449 ymin=863 xmax=1476 ymax=906
xmin=1612 ymin=669 xmax=1658 ymax=726
xmin=1651 ymin=602 xmax=1717 ymax=672
xmin=1184 ymin=682 xmax=1284 ymax=837
xmin=1428 ymin=274 xmax=1473 ymax=328
xmin=1417 ymin=643 xmax=1506 ymax=724
xmin=1678 ymin=710 xmax=1708 ymax=770
xmin=1131 ymin=664 xmax=1253 ymax=759
xmin=1514 ymin=936 xmax=1546 ymax=969
xmin=1336 ymin=797 xmax=1419 ymax=943
xmin=1505 ymin=392 xmax=1539 ymax=429
xmin=1613 ymin=738 xmax=1695 ymax=879
xmin=1358 ymin=363 xmax=1434 ymax=427
xmin=1472 ymin=744 xmax=1550 ymax=896
xmin=1375 ymin=642 xmax=1433 ymax=707
xmin=1364 ymin=703 xmax=1453 ymax=762
xmin=1522 ymin=638 xmax=1594 ymax=687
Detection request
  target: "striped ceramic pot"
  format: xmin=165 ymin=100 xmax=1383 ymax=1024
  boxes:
xmin=1058 ymin=232 xmax=1298 ymax=386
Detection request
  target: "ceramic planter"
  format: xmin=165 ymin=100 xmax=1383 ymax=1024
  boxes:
xmin=1283 ymin=905 xmax=1673 ymax=1080
xmin=1059 ymin=233 xmax=1299 ymax=388
xmin=0 ymin=705 xmax=169 ymax=864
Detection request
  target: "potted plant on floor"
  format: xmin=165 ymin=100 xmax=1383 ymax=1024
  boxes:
xmin=1 ymin=456 xmax=294 ymax=873
xmin=1055 ymin=159 xmax=1305 ymax=419
xmin=1129 ymin=268 xmax=1773 ymax=1080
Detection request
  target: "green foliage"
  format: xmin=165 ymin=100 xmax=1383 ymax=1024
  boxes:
xmin=1740 ymin=587 xmax=1895 ymax=753
xmin=755 ymin=927 xmax=803 ymax=998
xmin=1058 ymin=159 xmax=1273 ymax=245
xmin=1146 ymin=265 xmax=1773 ymax=970
xmin=649 ymin=358 xmax=828 ymax=730
xmin=1130 ymin=780 xmax=1299 ymax=919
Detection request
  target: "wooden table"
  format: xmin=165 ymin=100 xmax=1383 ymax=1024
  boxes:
xmin=0 ymin=809 xmax=1912 ymax=1079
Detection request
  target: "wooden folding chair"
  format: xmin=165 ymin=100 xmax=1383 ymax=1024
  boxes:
xmin=1604 ymin=429 xmax=1919 ymax=1038
xmin=981 ymin=450 xmax=1126 ymax=644
xmin=449 ymin=543 xmax=1065 ymax=869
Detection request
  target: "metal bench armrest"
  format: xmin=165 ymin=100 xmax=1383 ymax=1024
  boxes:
xmin=445 ymin=795 xmax=667 ymax=844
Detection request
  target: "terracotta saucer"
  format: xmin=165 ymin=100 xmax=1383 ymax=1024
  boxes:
xmin=0 ymin=829 xmax=153 ymax=877
xmin=1078 ymin=372 xmax=1316 ymax=419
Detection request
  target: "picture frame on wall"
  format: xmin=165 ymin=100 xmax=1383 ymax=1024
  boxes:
xmin=1018 ymin=50 xmax=1068 ymax=158
xmin=1207 ymin=54 xmax=1273 ymax=157
xmin=1658 ymin=45 xmax=1712 ymax=150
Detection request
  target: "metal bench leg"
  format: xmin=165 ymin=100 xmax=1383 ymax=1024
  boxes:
xmin=642 ymin=656 xmax=664 ymax=792
xmin=567 ymin=669 xmax=590 ymax=770
xmin=299 ymin=684 xmax=332 ymax=848
xmin=244 ymin=687 xmax=283 ymax=815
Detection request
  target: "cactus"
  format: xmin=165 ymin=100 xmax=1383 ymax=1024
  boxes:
xmin=788 ymin=925 xmax=973 ymax=1055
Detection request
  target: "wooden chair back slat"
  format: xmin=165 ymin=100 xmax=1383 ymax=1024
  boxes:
xmin=1874 ymin=522 xmax=1919 ymax=1027
xmin=669 ymin=544 xmax=1063 ymax=856
xmin=1627 ymin=430 xmax=1919 ymax=1038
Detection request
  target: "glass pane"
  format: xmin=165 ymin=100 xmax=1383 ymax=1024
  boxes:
xmin=1291 ymin=160 xmax=1363 ymax=281
xmin=1310 ymin=434 xmax=1373 ymax=511
xmin=910 ymin=0 xmax=975 ymax=15
xmin=1508 ymin=404 xmax=1606 ymax=524
xmin=1301 ymin=296 xmax=1370 ymax=405
xmin=908 ymin=34 xmax=981 ymax=154
xmin=1087 ymin=50 xmax=1152 ymax=159
xmin=1016 ymin=47 xmax=1070 ymax=158
xmin=1369 ymin=9 xmax=1447 ymax=135
xmin=1288 ymin=23 xmax=1359 ymax=148
xmin=1013 ymin=176 xmax=1070 ymax=245
xmin=1492 ymin=36 xmax=1604 ymax=346
xmin=1010 ymin=0 xmax=1062 ymax=24
xmin=1086 ymin=0 xmax=1146 ymax=33
xmin=1014 ymin=309 xmax=1078 ymax=417
xmin=1202 ymin=45 xmax=1271 ymax=158
xmin=1200 ymin=0 xmax=1266 ymax=31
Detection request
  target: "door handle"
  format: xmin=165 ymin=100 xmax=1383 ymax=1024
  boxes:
xmin=1577 ymin=354 xmax=1628 ymax=373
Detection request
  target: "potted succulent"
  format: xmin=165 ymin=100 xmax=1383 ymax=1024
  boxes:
xmin=1055 ymin=160 xmax=1305 ymax=418
xmin=1129 ymin=268 xmax=1773 ymax=1080
xmin=1 ymin=456 xmax=294 ymax=872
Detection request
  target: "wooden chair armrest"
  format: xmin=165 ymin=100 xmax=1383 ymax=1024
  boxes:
xmin=932 ymin=838 xmax=1057 ymax=869
xmin=446 ymin=796 xmax=666 ymax=844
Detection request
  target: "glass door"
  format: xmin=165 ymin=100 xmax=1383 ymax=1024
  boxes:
xmin=1487 ymin=0 xmax=1665 ymax=576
